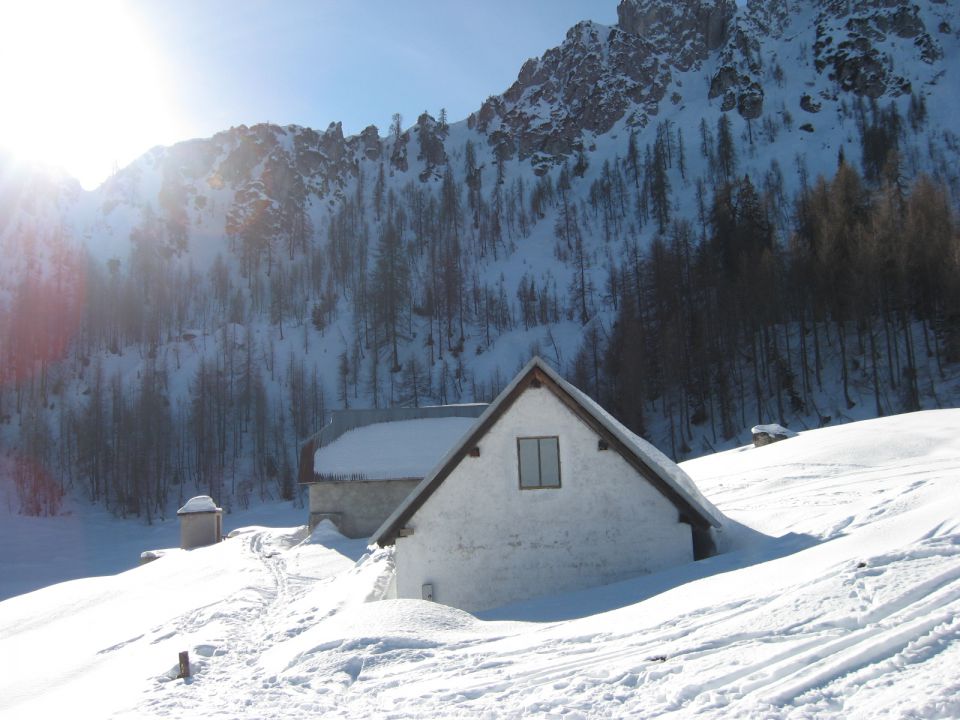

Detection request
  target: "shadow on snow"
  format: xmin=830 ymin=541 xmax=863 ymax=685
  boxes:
xmin=478 ymin=521 xmax=820 ymax=622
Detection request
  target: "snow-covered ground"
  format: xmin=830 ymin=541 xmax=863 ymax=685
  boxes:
xmin=0 ymin=494 xmax=305 ymax=602
xmin=2 ymin=410 xmax=959 ymax=718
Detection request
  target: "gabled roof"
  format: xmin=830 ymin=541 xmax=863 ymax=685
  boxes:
xmin=372 ymin=356 xmax=722 ymax=546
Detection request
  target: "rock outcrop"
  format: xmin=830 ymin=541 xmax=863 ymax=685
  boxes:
xmin=813 ymin=0 xmax=943 ymax=98
xmin=616 ymin=0 xmax=736 ymax=70
xmin=469 ymin=21 xmax=671 ymax=171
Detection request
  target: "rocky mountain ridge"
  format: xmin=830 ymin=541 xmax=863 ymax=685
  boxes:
xmin=132 ymin=1 xmax=955 ymax=222
xmin=7 ymin=0 xmax=952 ymax=269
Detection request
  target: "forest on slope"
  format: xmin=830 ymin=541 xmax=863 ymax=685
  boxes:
xmin=1 ymin=0 xmax=958 ymax=520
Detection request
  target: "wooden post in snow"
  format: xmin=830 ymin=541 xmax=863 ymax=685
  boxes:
xmin=178 ymin=651 xmax=191 ymax=679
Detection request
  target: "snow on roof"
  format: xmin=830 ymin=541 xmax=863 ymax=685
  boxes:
xmin=313 ymin=416 xmax=479 ymax=481
xmin=538 ymin=358 xmax=724 ymax=529
xmin=177 ymin=495 xmax=221 ymax=515
xmin=751 ymin=423 xmax=798 ymax=438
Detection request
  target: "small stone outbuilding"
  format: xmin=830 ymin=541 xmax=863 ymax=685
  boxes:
xmin=299 ymin=404 xmax=487 ymax=538
xmin=751 ymin=423 xmax=797 ymax=447
xmin=177 ymin=495 xmax=223 ymax=550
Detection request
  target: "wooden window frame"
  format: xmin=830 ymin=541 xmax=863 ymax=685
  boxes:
xmin=517 ymin=436 xmax=561 ymax=489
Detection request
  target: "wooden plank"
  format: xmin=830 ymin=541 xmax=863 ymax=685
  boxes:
xmin=177 ymin=650 xmax=191 ymax=679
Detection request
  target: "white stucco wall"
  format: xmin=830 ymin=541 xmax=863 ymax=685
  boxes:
xmin=394 ymin=387 xmax=694 ymax=612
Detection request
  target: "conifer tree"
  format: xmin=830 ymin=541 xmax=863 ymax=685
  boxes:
xmin=716 ymin=114 xmax=737 ymax=182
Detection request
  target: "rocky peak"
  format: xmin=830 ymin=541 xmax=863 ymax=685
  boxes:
xmin=707 ymin=4 xmax=771 ymax=120
xmin=616 ymin=0 xmax=736 ymax=71
xmin=813 ymin=0 xmax=944 ymax=98
xmin=467 ymin=0 xmax=751 ymax=171
xmin=357 ymin=125 xmax=381 ymax=162
xmin=470 ymin=20 xmax=671 ymax=172
xmin=744 ymin=0 xmax=791 ymax=39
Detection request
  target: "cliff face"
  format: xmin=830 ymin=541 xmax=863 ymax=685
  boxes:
xmin=616 ymin=0 xmax=736 ymax=67
xmin=812 ymin=0 xmax=945 ymax=98
xmin=469 ymin=1 xmax=742 ymax=169
xmin=467 ymin=0 xmax=953 ymax=172
xmin=469 ymin=21 xmax=670 ymax=170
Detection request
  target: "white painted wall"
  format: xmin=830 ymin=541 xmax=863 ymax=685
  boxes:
xmin=394 ymin=386 xmax=694 ymax=612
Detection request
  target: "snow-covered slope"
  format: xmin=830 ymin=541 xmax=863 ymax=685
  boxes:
xmin=1 ymin=0 xmax=958 ymax=522
xmin=2 ymin=410 xmax=958 ymax=718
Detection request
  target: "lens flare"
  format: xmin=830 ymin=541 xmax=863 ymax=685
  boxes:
xmin=2 ymin=244 xmax=85 ymax=386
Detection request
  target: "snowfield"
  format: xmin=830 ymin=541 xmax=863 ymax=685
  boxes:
xmin=2 ymin=410 xmax=959 ymax=719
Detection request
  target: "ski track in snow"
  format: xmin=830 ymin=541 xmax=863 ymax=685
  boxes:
xmin=129 ymin=537 xmax=960 ymax=719
xmin=134 ymin=530 xmax=297 ymax=717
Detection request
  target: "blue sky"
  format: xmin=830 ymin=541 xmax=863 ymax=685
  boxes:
xmin=1 ymin=0 xmax=618 ymax=189
xmin=142 ymin=0 xmax=618 ymax=138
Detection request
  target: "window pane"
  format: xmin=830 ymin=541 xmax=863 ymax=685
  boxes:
xmin=539 ymin=437 xmax=560 ymax=487
xmin=518 ymin=438 xmax=541 ymax=487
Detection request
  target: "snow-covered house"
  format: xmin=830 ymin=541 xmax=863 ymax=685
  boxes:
xmin=372 ymin=356 xmax=723 ymax=613
xmin=299 ymin=404 xmax=487 ymax=538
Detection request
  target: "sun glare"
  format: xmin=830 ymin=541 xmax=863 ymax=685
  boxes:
xmin=0 ymin=1 xmax=184 ymax=189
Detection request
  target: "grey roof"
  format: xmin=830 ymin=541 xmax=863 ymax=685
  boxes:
xmin=372 ymin=356 xmax=722 ymax=546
